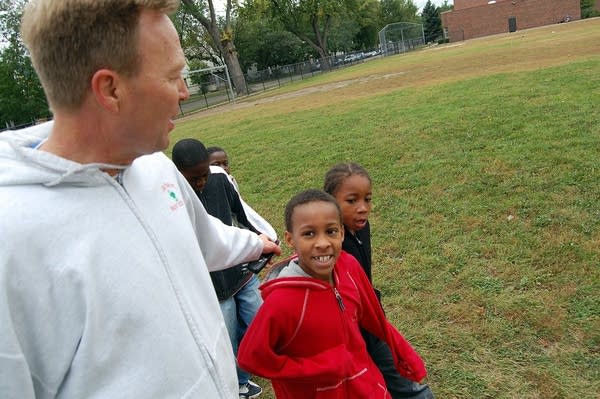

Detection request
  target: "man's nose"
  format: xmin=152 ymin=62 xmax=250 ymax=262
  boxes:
xmin=179 ymin=77 xmax=190 ymax=101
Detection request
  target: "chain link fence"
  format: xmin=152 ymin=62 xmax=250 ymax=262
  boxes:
xmin=179 ymin=30 xmax=424 ymax=116
xmin=379 ymin=22 xmax=424 ymax=56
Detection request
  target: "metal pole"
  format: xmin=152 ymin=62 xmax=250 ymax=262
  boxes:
xmin=188 ymin=65 xmax=237 ymax=105
xmin=401 ymin=27 xmax=405 ymax=53
xmin=223 ymin=64 xmax=236 ymax=105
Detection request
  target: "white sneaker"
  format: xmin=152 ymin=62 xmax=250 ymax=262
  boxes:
xmin=239 ymin=380 xmax=262 ymax=399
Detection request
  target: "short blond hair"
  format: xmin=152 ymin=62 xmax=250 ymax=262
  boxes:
xmin=21 ymin=0 xmax=180 ymax=111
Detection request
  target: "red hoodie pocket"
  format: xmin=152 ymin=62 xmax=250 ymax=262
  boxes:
xmin=314 ymin=368 xmax=389 ymax=398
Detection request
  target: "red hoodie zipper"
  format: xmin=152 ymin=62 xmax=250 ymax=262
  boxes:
xmin=333 ymin=287 xmax=345 ymax=311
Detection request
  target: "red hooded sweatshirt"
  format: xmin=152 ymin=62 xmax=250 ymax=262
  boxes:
xmin=238 ymin=251 xmax=426 ymax=398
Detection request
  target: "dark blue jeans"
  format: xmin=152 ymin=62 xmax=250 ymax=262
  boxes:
xmin=363 ymin=329 xmax=435 ymax=399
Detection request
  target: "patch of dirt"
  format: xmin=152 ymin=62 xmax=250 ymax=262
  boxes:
xmin=178 ymin=72 xmax=407 ymax=121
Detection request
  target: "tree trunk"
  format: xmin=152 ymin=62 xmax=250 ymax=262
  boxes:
xmin=220 ymin=35 xmax=248 ymax=95
xmin=180 ymin=0 xmax=248 ymax=96
xmin=316 ymin=49 xmax=331 ymax=71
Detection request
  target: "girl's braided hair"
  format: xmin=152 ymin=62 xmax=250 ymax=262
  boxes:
xmin=323 ymin=162 xmax=371 ymax=196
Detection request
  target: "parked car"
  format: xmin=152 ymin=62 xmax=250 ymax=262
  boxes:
xmin=363 ymin=49 xmax=382 ymax=58
xmin=344 ymin=52 xmax=364 ymax=63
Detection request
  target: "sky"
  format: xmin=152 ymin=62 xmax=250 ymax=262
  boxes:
xmin=415 ymin=0 xmax=450 ymax=12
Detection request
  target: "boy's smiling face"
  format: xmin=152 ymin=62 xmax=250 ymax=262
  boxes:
xmin=285 ymin=200 xmax=344 ymax=282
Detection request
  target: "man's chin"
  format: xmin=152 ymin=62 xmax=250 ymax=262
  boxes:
xmin=157 ymin=134 xmax=170 ymax=152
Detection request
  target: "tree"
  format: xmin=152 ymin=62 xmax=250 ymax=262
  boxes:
xmin=269 ymin=0 xmax=357 ymax=68
xmin=0 ymin=0 xmax=50 ymax=129
xmin=179 ymin=0 xmax=249 ymax=95
xmin=581 ymin=0 xmax=600 ymax=18
xmin=326 ymin=13 xmax=361 ymax=53
xmin=235 ymin=0 xmax=310 ymax=70
xmin=352 ymin=0 xmax=382 ymax=50
xmin=379 ymin=0 xmax=419 ymax=26
xmin=237 ymin=21 xmax=309 ymax=70
xmin=438 ymin=0 xmax=453 ymax=13
xmin=422 ymin=0 xmax=442 ymax=43
xmin=173 ymin=8 xmax=223 ymax=67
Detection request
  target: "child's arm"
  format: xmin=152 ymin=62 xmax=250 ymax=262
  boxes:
xmin=238 ymin=292 xmax=354 ymax=384
xmin=238 ymin=196 xmax=278 ymax=240
xmin=343 ymin=252 xmax=428 ymax=382
xmin=211 ymin=166 xmax=277 ymax=240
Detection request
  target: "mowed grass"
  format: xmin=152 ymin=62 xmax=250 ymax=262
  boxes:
xmin=171 ymin=18 xmax=600 ymax=399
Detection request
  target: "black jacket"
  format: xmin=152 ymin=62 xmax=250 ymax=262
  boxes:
xmin=342 ymin=222 xmax=381 ymax=302
xmin=342 ymin=222 xmax=372 ymax=281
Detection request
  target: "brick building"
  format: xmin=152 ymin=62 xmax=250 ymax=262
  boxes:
xmin=441 ymin=0 xmax=582 ymax=42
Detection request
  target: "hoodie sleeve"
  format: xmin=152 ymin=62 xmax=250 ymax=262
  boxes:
xmin=342 ymin=252 xmax=427 ymax=382
xmin=238 ymin=290 xmax=354 ymax=384
xmin=175 ymin=166 xmax=264 ymax=271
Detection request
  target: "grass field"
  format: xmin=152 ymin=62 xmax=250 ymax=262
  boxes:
xmin=170 ymin=18 xmax=600 ymax=399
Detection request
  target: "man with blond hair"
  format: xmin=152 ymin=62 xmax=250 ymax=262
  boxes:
xmin=0 ymin=1 xmax=279 ymax=398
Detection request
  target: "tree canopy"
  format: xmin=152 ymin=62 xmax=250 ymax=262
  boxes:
xmin=178 ymin=0 xmax=249 ymax=94
xmin=268 ymin=0 xmax=360 ymax=63
xmin=581 ymin=0 xmax=600 ymax=18
xmin=380 ymin=0 xmax=419 ymax=26
xmin=235 ymin=0 xmax=310 ymax=70
xmin=0 ymin=0 xmax=50 ymax=129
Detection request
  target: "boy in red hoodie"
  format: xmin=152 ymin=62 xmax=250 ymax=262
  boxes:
xmin=237 ymin=189 xmax=427 ymax=398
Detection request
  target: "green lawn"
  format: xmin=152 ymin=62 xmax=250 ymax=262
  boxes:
xmin=171 ymin=18 xmax=600 ymax=399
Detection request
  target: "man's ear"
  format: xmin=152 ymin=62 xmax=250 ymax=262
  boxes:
xmin=91 ymin=69 xmax=122 ymax=113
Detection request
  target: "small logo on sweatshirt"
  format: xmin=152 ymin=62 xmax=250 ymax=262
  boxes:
xmin=161 ymin=182 xmax=184 ymax=211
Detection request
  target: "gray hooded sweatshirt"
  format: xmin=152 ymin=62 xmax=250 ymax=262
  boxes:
xmin=0 ymin=122 xmax=263 ymax=399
